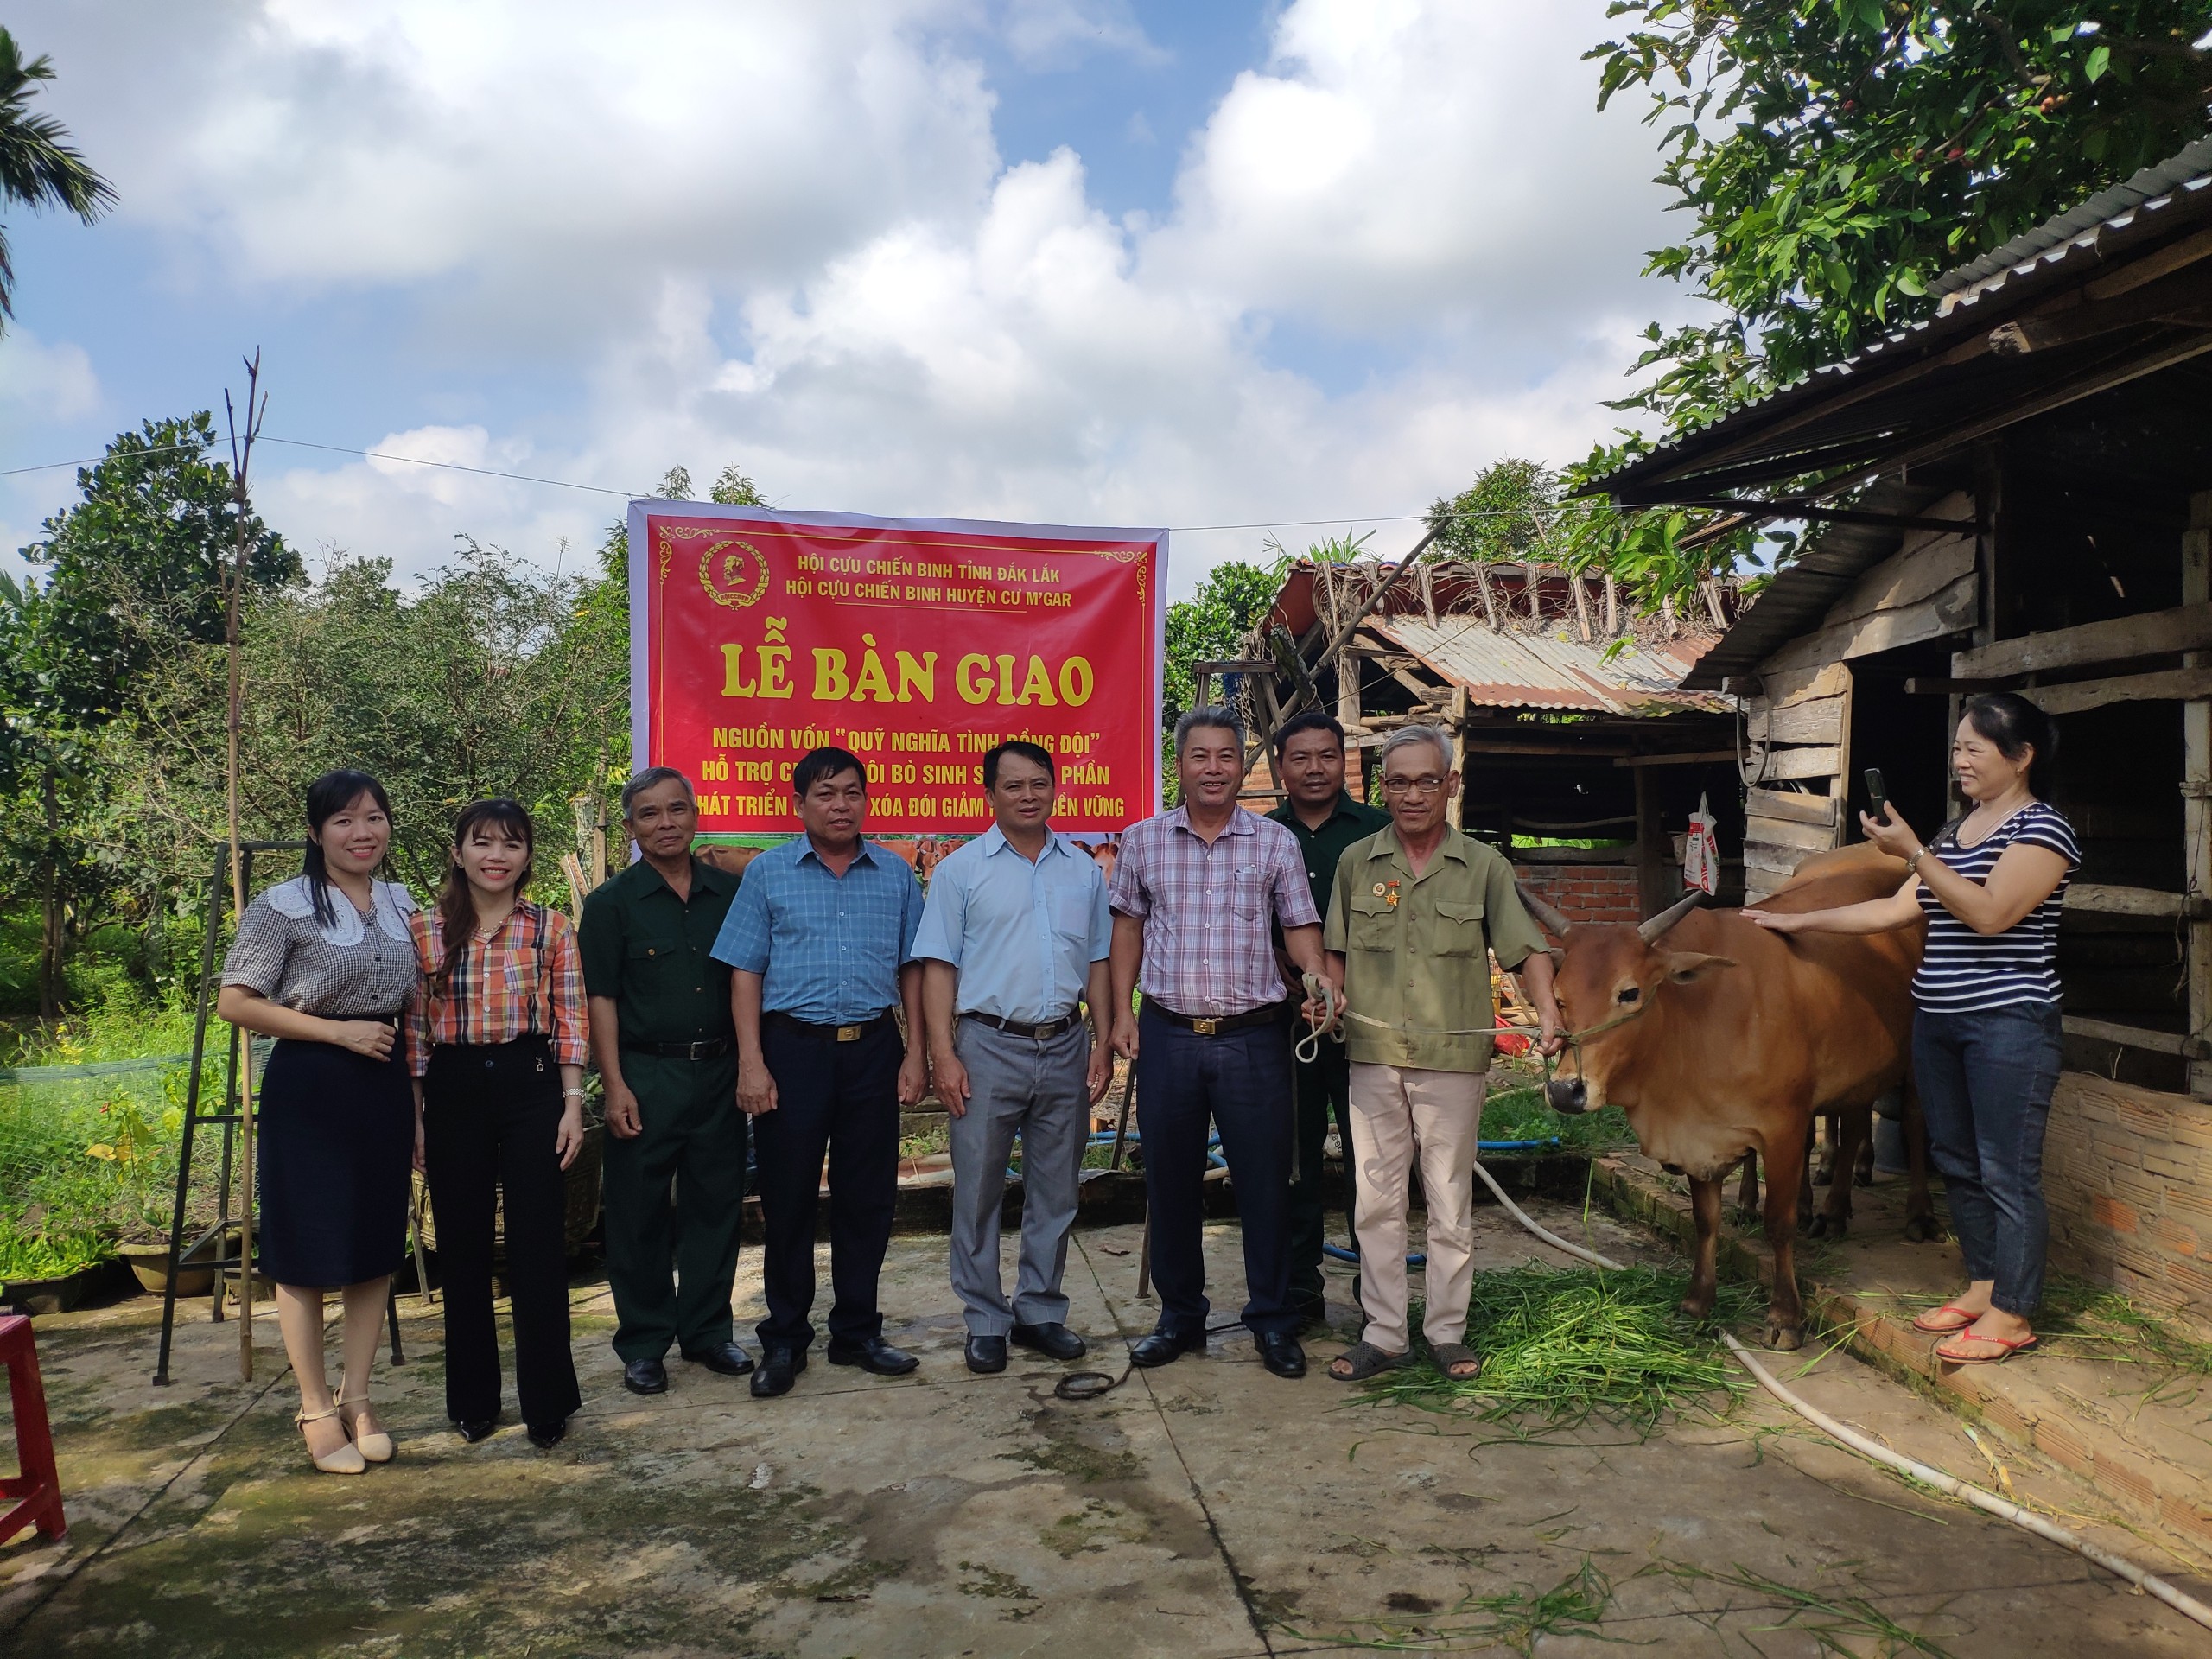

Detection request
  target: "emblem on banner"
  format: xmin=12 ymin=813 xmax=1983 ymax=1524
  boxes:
xmin=700 ymin=537 xmax=771 ymax=608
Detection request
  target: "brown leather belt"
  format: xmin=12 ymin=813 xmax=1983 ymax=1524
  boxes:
xmin=960 ymin=1009 xmax=1084 ymax=1040
xmin=1146 ymin=1001 xmax=1283 ymax=1037
xmin=621 ymin=1037 xmax=732 ymax=1060
xmin=766 ymin=1009 xmax=893 ymax=1044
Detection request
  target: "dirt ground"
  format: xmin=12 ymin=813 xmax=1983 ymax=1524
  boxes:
xmin=4 ymin=1195 xmax=2210 ymax=1657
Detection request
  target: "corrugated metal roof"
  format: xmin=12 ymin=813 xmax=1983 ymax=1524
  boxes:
xmin=1589 ymin=133 xmax=2212 ymax=500
xmin=1932 ymin=136 xmax=2212 ymax=299
xmin=1370 ymin=613 xmax=1731 ymax=716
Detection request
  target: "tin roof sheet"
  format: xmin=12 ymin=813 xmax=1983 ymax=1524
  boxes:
xmin=1369 ymin=613 xmax=1730 ymax=716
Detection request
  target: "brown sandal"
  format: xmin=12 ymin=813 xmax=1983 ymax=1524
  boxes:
xmin=1431 ymin=1342 xmax=1484 ymax=1381
xmin=1327 ymin=1341 xmax=1409 ymax=1382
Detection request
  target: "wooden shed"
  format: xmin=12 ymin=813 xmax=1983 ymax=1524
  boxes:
xmin=1594 ymin=137 xmax=2212 ymax=1319
xmin=1224 ymin=557 xmax=1745 ymax=924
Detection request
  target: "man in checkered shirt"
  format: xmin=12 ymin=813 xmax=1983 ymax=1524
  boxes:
xmin=1109 ymin=707 xmax=1329 ymax=1381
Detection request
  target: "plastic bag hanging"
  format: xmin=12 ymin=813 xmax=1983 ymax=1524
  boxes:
xmin=1682 ymin=791 xmax=1720 ymax=897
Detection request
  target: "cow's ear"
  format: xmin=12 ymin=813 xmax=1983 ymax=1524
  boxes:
xmin=1661 ymin=950 xmax=1738 ymax=983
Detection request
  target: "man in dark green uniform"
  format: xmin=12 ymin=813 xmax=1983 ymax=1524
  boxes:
xmin=1268 ymin=710 xmax=1389 ymax=1328
xmin=580 ymin=766 xmax=753 ymax=1395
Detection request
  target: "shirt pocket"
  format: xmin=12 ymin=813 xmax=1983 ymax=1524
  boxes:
xmin=1348 ymin=894 xmax=1396 ymax=954
xmin=1433 ymin=899 xmax=1486 ymax=958
xmin=1230 ymin=863 xmax=1268 ymax=920
xmin=626 ymin=937 xmax=684 ymax=996
xmin=1052 ymin=884 xmax=1094 ymax=944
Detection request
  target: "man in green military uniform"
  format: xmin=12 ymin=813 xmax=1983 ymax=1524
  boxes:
xmin=580 ymin=766 xmax=753 ymax=1395
xmin=1320 ymin=724 xmax=1562 ymax=1383
xmin=1268 ymin=710 xmax=1389 ymax=1328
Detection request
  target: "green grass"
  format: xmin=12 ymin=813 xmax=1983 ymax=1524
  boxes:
xmin=1647 ymin=1560 xmax=1956 ymax=1656
xmin=1480 ymin=1084 xmax=1634 ymax=1155
xmin=1278 ymin=1556 xmax=1616 ymax=1654
xmin=1352 ymin=1264 xmax=1758 ymax=1436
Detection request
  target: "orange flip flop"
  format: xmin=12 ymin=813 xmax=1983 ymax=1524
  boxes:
xmin=1911 ymin=1303 xmax=1980 ymax=1334
xmin=1935 ymin=1332 xmax=2038 ymax=1365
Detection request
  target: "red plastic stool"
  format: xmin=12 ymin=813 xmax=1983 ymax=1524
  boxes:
xmin=0 ymin=1314 xmax=66 ymax=1546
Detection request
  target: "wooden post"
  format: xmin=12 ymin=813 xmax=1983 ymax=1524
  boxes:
xmin=1570 ymin=574 xmax=1593 ymax=643
xmin=1604 ymin=575 xmax=1619 ymax=637
xmin=2186 ymin=491 xmax=2212 ymax=1097
xmin=1337 ymin=653 xmax=1363 ymax=732
xmin=1473 ymin=562 xmax=1502 ymax=632
xmin=1634 ymin=767 xmax=1672 ymax=917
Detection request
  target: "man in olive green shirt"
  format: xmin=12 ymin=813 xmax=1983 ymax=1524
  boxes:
xmin=1267 ymin=710 xmax=1389 ymax=1326
xmin=579 ymin=767 xmax=752 ymax=1396
xmin=1321 ymin=725 xmax=1562 ymax=1382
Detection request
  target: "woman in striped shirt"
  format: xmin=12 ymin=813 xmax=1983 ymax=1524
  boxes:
xmin=409 ymin=799 xmax=590 ymax=1446
xmin=1749 ymin=695 xmax=2075 ymax=1366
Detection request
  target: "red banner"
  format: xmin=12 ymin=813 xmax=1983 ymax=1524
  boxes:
xmin=629 ymin=505 xmax=1166 ymax=836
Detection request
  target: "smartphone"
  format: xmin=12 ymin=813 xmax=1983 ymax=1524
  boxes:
xmin=1864 ymin=767 xmax=1887 ymax=823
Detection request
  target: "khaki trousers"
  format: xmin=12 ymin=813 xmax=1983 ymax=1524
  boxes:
xmin=1347 ymin=1062 xmax=1486 ymax=1352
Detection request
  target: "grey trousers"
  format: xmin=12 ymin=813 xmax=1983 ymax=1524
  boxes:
xmin=948 ymin=1019 xmax=1091 ymax=1336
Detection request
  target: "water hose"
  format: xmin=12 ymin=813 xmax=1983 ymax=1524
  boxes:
xmin=1471 ymin=1162 xmax=2212 ymax=1634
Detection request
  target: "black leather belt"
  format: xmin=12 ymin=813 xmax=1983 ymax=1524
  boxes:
xmin=960 ymin=1009 xmax=1083 ymax=1039
xmin=620 ymin=1037 xmax=732 ymax=1060
xmin=1147 ymin=1002 xmax=1281 ymax=1036
xmin=766 ymin=1009 xmax=893 ymax=1044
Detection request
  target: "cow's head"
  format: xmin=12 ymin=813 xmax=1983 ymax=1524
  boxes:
xmin=1517 ymin=886 xmax=1735 ymax=1115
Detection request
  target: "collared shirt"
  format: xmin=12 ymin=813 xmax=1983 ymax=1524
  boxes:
xmin=1108 ymin=806 xmax=1320 ymax=1017
xmin=406 ymin=901 xmax=589 ymax=1076
xmin=710 ymin=836 xmax=923 ymax=1025
xmin=1268 ymin=791 xmax=1390 ymax=917
xmin=1324 ymin=825 xmax=1548 ymax=1074
xmin=577 ymin=856 xmax=741 ymax=1046
xmin=912 ymin=826 xmax=1112 ymax=1023
xmin=221 ymin=876 xmax=421 ymax=1020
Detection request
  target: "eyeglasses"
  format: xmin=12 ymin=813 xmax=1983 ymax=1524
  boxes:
xmin=1381 ymin=775 xmax=1447 ymax=798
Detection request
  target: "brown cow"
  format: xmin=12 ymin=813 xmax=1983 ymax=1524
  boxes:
xmin=1529 ymin=846 xmax=1925 ymax=1349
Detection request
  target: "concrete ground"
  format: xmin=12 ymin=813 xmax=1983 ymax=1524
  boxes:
xmin=4 ymin=1195 xmax=2210 ymax=1657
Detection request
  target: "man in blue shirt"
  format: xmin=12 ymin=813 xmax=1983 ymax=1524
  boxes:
xmin=713 ymin=746 xmax=929 ymax=1398
xmin=915 ymin=741 xmax=1114 ymax=1375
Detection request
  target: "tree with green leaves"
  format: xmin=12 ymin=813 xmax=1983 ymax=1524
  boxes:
xmin=0 ymin=26 xmax=112 ymax=324
xmin=1427 ymin=459 xmax=1566 ymax=564
xmin=1578 ymin=1 xmax=2212 ymax=600
xmin=1163 ymin=559 xmax=1282 ymax=728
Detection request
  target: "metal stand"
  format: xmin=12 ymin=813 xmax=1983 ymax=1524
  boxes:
xmin=152 ymin=842 xmax=419 ymax=1383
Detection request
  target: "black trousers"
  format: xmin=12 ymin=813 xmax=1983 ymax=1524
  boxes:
xmin=754 ymin=1017 xmax=901 ymax=1350
xmin=423 ymin=1037 xmax=581 ymax=1432
xmin=1288 ymin=1039 xmax=1357 ymax=1306
xmin=1138 ymin=1003 xmax=1298 ymax=1339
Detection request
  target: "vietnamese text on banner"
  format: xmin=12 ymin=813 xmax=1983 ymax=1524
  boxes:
xmin=628 ymin=503 xmax=1167 ymax=836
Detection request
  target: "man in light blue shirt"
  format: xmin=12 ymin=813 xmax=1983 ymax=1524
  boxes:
xmin=916 ymin=741 xmax=1113 ymax=1375
xmin=712 ymin=746 xmax=928 ymax=1398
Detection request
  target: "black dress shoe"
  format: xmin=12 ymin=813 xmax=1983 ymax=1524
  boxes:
xmin=1255 ymin=1331 xmax=1307 ymax=1379
xmin=682 ymin=1340 xmax=756 ymax=1376
xmin=751 ymin=1347 xmax=807 ymax=1399
xmin=826 ymin=1335 xmax=920 ymax=1376
xmin=527 ymin=1419 xmax=568 ymax=1450
xmin=621 ymin=1358 xmax=669 ymax=1395
xmin=455 ymin=1417 xmax=499 ymax=1444
xmin=1128 ymin=1327 xmax=1207 ymax=1369
xmin=964 ymin=1334 xmax=1007 ymax=1374
xmin=1011 ymin=1322 xmax=1087 ymax=1361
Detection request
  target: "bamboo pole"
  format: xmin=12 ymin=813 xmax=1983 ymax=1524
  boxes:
xmin=223 ymin=353 xmax=267 ymax=1380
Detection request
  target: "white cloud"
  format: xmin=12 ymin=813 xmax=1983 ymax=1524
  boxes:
xmin=0 ymin=328 xmax=100 ymax=428
xmin=6 ymin=0 xmax=1694 ymax=593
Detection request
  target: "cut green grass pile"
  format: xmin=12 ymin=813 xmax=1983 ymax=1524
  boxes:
xmin=1478 ymin=1084 xmax=1633 ymax=1154
xmin=1353 ymin=1264 xmax=1758 ymax=1436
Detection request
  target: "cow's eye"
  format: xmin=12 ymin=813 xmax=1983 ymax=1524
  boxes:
xmin=1617 ymin=986 xmax=1641 ymax=1006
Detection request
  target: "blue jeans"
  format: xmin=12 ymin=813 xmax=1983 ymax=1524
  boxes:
xmin=1912 ymin=1002 xmax=2063 ymax=1316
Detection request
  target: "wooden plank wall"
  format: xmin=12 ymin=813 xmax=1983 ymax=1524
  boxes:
xmin=1740 ymin=494 xmax=1977 ymax=902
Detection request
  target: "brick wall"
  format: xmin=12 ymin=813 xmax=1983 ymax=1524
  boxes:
xmin=1511 ymin=862 xmax=1645 ymax=928
xmin=2044 ymin=1071 xmax=2212 ymax=1325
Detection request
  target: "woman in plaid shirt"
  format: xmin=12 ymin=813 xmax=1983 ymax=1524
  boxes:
xmin=408 ymin=800 xmax=590 ymax=1449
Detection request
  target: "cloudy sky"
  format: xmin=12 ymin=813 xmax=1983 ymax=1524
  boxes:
xmin=0 ymin=0 xmax=1700 ymax=594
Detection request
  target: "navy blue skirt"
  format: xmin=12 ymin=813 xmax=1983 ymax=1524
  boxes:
xmin=257 ymin=1036 xmax=413 ymax=1287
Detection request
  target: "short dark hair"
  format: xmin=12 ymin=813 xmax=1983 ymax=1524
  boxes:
xmin=792 ymin=746 xmax=868 ymax=798
xmin=1272 ymin=709 xmax=1346 ymax=758
xmin=1961 ymin=692 xmax=2057 ymax=786
xmin=620 ymin=766 xmax=693 ymax=818
xmin=984 ymin=741 xmax=1055 ymax=790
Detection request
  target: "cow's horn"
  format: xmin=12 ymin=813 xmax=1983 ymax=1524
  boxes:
xmin=1516 ymin=880 xmax=1572 ymax=939
xmin=1637 ymin=889 xmax=1706 ymax=944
